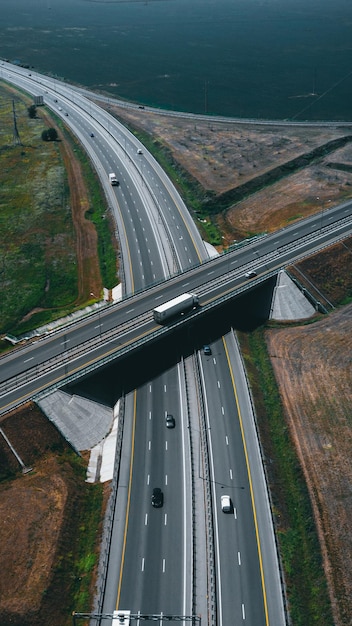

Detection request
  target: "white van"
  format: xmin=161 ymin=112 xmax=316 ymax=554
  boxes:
xmin=221 ymin=494 xmax=231 ymax=512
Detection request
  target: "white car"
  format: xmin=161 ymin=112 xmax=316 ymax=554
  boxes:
xmin=137 ymin=148 xmax=143 ymax=154
xmin=221 ymin=494 xmax=231 ymax=512
xmin=245 ymin=270 xmax=257 ymax=279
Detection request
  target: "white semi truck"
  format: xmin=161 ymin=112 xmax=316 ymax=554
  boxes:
xmin=109 ymin=172 xmax=119 ymax=186
xmin=153 ymin=293 xmax=199 ymax=324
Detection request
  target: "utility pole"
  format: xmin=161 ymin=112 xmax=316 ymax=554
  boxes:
xmin=12 ymin=99 xmax=22 ymax=146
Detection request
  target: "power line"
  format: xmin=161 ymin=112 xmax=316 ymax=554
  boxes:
xmin=12 ymin=99 xmax=22 ymax=146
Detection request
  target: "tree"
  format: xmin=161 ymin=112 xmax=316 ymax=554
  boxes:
xmin=28 ymin=104 xmax=37 ymax=119
xmin=41 ymin=127 xmax=58 ymax=142
xmin=47 ymin=127 xmax=58 ymax=141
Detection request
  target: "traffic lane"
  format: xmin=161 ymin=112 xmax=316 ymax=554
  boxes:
xmin=143 ymin=371 xmax=186 ymax=615
xmin=58 ymin=94 xmax=198 ymax=279
xmin=142 ymin=159 xmax=206 ymax=267
xmin=118 ymin=373 xmax=185 ymax=615
xmin=224 ymin=331 xmax=285 ymax=625
xmin=201 ymin=342 xmax=266 ymax=626
xmin=112 ymin=173 xmax=167 ymax=292
xmin=215 ymin=343 xmax=267 ymax=625
xmin=48 ymin=97 xmax=170 ymax=287
xmin=0 ymin=314 xmax=153 ymax=414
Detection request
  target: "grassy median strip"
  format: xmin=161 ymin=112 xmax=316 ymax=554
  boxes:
xmin=238 ymin=328 xmax=333 ymax=626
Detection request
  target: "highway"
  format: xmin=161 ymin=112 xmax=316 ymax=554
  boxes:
xmin=1 ymin=61 xmax=203 ymax=624
xmin=201 ymin=337 xmax=266 ymax=624
xmin=2 ymin=61 xmax=348 ymax=626
xmin=1 ymin=201 xmax=351 ymax=414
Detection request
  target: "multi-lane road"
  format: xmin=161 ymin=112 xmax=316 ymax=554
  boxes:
xmin=1 ymin=199 xmax=351 ymax=416
xmin=2 ymin=61 xmax=351 ymax=626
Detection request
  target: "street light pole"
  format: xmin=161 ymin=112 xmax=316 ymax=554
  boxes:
xmin=90 ymin=292 xmax=102 ymax=339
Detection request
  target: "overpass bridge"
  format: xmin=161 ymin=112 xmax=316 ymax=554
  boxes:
xmin=1 ymin=202 xmax=352 ymax=416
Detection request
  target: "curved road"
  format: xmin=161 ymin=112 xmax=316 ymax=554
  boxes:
xmin=2 ymin=61 xmax=336 ymax=626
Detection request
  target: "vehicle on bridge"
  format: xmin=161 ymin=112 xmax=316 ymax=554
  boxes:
xmin=153 ymin=292 xmax=199 ymax=324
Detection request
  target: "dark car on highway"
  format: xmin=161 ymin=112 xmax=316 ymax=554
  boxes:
xmin=151 ymin=488 xmax=163 ymax=508
xmin=165 ymin=414 xmax=175 ymax=428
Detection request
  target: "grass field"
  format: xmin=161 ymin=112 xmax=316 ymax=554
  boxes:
xmin=0 ymin=85 xmax=76 ymax=333
xmin=0 ymin=83 xmax=118 ymax=339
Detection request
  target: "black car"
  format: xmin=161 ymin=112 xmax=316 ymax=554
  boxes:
xmin=203 ymin=345 xmax=211 ymax=356
xmin=151 ymin=487 xmax=163 ymax=508
xmin=165 ymin=414 xmax=175 ymax=428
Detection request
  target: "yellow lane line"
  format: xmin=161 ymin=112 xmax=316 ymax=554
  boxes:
xmin=116 ymin=389 xmax=137 ymax=609
xmin=223 ymin=336 xmax=269 ymax=625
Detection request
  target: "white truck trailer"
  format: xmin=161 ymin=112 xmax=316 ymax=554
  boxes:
xmin=109 ymin=172 xmax=119 ymax=186
xmin=153 ymin=293 xmax=199 ymax=324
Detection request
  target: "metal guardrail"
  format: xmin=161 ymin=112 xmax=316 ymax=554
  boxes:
xmin=193 ymin=354 xmax=217 ymax=626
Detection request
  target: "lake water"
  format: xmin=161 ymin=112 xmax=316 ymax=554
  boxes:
xmin=1 ymin=0 xmax=352 ymax=120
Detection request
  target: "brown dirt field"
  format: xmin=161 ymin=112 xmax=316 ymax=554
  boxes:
xmin=266 ymin=305 xmax=352 ymax=626
xmin=289 ymin=237 xmax=352 ymax=309
xmin=0 ymin=405 xmax=70 ymax=622
xmin=219 ymin=141 xmax=352 ymax=241
xmin=108 ymin=105 xmax=347 ymax=194
xmin=0 ymin=460 xmax=68 ymax=615
xmin=0 ymin=404 xmax=105 ymax=626
xmin=108 ymin=103 xmax=352 ymax=245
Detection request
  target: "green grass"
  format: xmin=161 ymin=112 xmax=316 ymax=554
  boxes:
xmin=0 ymin=88 xmax=77 ymax=334
xmin=238 ymin=328 xmax=333 ymax=625
xmin=0 ymin=83 xmax=118 ymax=338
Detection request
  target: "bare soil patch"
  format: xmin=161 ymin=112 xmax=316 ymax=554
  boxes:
xmin=108 ymin=105 xmax=346 ymax=194
xmin=0 ymin=405 xmax=71 ymax=623
xmin=289 ymin=236 xmax=352 ymax=309
xmin=219 ymin=141 xmax=352 ymax=241
xmin=266 ymin=304 xmax=352 ymax=626
xmin=108 ymin=103 xmax=352 ymax=247
xmin=0 ymin=403 xmax=103 ymax=626
xmin=57 ymin=130 xmax=102 ymax=305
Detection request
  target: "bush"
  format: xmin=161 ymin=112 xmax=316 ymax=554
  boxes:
xmin=42 ymin=127 xmax=58 ymax=142
xmin=28 ymin=104 xmax=37 ymax=118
